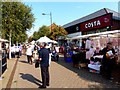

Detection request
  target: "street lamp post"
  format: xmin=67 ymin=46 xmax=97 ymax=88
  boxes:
xmin=42 ymin=12 xmax=52 ymax=32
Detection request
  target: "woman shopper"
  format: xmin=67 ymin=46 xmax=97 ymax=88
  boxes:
xmin=26 ymin=45 xmax=33 ymax=65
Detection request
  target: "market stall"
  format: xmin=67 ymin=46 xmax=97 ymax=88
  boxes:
xmin=67 ymin=30 xmax=120 ymax=71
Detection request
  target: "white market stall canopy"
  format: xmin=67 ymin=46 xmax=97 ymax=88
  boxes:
xmin=67 ymin=30 xmax=120 ymax=40
xmin=37 ymin=36 xmax=58 ymax=43
xmin=50 ymin=40 xmax=58 ymax=44
xmin=0 ymin=38 xmax=9 ymax=42
xmin=30 ymin=40 xmax=35 ymax=45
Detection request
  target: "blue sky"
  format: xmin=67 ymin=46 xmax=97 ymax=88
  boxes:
xmin=23 ymin=1 xmax=119 ymax=37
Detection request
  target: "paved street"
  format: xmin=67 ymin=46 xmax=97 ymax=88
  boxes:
xmin=1 ymin=54 xmax=120 ymax=88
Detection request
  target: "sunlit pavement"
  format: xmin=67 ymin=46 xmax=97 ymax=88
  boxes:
xmin=1 ymin=54 xmax=120 ymax=88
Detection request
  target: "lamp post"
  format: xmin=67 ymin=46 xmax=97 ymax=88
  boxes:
xmin=42 ymin=12 xmax=52 ymax=32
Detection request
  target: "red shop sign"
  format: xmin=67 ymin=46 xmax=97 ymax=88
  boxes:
xmin=81 ymin=13 xmax=112 ymax=31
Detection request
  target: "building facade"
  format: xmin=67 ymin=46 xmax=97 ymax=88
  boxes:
xmin=62 ymin=8 xmax=120 ymax=47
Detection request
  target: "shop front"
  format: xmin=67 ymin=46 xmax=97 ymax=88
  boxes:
xmin=63 ymin=8 xmax=120 ymax=46
xmin=62 ymin=8 xmax=120 ymax=84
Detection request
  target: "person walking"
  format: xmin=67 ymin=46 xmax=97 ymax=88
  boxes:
xmin=38 ymin=43 xmax=49 ymax=88
xmin=26 ymin=45 xmax=33 ymax=65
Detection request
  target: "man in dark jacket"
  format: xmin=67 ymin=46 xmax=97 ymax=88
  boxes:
xmin=102 ymin=42 xmax=116 ymax=81
xmin=38 ymin=43 xmax=49 ymax=88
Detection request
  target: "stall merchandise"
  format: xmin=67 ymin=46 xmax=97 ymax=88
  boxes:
xmin=65 ymin=50 xmax=74 ymax=63
xmin=65 ymin=53 xmax=72 ymax=63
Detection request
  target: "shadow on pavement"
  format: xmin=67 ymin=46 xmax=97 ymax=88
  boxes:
xmin=55 ymin=56 xmax=119 ymax=88
xmin=19 ymin=61 xmax=28 ymax=64
xmin=19 ymin=73 xmax=42 ymax=86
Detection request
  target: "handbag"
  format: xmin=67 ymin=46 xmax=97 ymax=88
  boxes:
xmin=35 ymin=61 xmax=39 ymax=68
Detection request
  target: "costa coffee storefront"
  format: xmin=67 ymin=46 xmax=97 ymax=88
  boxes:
xmin=81 ymin=13 xmax=112 ymax=35
xmin=63 ymin=8 xmax=120 ymax=47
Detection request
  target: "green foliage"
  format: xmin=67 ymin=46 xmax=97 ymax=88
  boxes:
xmin=28 ymin=24 xmax=68 ymax=43
xmin=28 ymin=36 xmax=33 ymax=43
xmin=2 ymin=2 xmax=35 ymax=44
xmin=28 ymin=25 xmax=50 ymax=42
xmin=38 ymin=25 xmax=50 ymax=38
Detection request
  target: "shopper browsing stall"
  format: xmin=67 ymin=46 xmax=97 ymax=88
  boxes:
xmin=102 ymin=42 xmax=116 ymax=81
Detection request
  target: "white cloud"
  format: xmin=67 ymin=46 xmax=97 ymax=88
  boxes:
xmin=26 ymin=26 xmax=39 ymax=37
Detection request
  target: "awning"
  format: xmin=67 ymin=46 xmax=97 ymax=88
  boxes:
xmin=67 ymin=30 xmax=120 ymax=40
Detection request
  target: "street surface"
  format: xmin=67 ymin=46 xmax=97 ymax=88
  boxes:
xmin=1 ymin=54 xmax=120 ymax=88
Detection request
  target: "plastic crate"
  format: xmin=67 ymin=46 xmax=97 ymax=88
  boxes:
xmin=70 ymin=57 xmax=73 ymax=62
xmin=68 ymin=51 xmax=73 ymax=56
xmin=66 ymin=57 xmax=71 ymax=63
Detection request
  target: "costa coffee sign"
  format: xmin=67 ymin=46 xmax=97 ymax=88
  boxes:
xmin=81 ymin=13 xmax=112 ymax=31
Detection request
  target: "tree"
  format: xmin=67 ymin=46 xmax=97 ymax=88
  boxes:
xmin=49 ymin=23 xmax=68 ymax=41
xmin=38 ymin=25 xmax=50 ymax=38
xmin=28 ymin=35 xmax=33 ymax=43
xmin=30 ymin=25 xmax=50 ymax=42
xmin=32 ymin=31 xmax=39 ymax=41
xmin=0 ymin=2 xmax=2 ymax=38
xmin=2 ymin=2 xmax=35 ymax=44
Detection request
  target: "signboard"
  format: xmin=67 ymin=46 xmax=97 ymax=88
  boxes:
xmin=81 ymin=13 xmax=112 ymax=31
xmin=65 ymin=23 xmax=81 ymax=34
xmin=67 ymin=32 xmax=82 ymax=38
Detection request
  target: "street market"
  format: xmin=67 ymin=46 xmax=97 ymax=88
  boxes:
xmin=0 ymin=1 xmax=120 ymax=89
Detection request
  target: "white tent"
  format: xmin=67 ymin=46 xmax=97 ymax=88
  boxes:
xmin=37 ymin=36 xmax=58 ymax=43
xmin=37 ymin=36 xmax=52 ymax=43
xmin=50 ymin=40 xmax=58 ymax=44
xmin=31 ymin=40 xmax=35 ymax=45
xmin=0 ymin=38 xmax=9 ymax=42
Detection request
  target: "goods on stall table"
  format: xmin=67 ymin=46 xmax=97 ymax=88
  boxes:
xmin=93 ymin=55 xmax=103 ymax=59
xmin=65 ymin=53 xmax=71 ymax=63
xmin=88 ymin=64 xmax=101 ymax=71
xmin=80 ymin=63 xmax=87 ymax=68
xmin=89 ymin=69 xmax=100 ymax=74
xmin=65 ymin=54 xmax=71 ymax=57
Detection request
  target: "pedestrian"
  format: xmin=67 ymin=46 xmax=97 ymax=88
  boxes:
xmin=102 ymin=42 xmax=116 ymax=81
xmin=26 ymin=45 xmax=33 ymax=65
xmin=16 ymin=44 xmax=20 ymax=58
xmin=38 ymin=43 xmax=49 ymax=88
xmin=32 ymin=46 xmax=38 ymax=63
xmin=51 ymin=47 xmax=59 ymax=61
